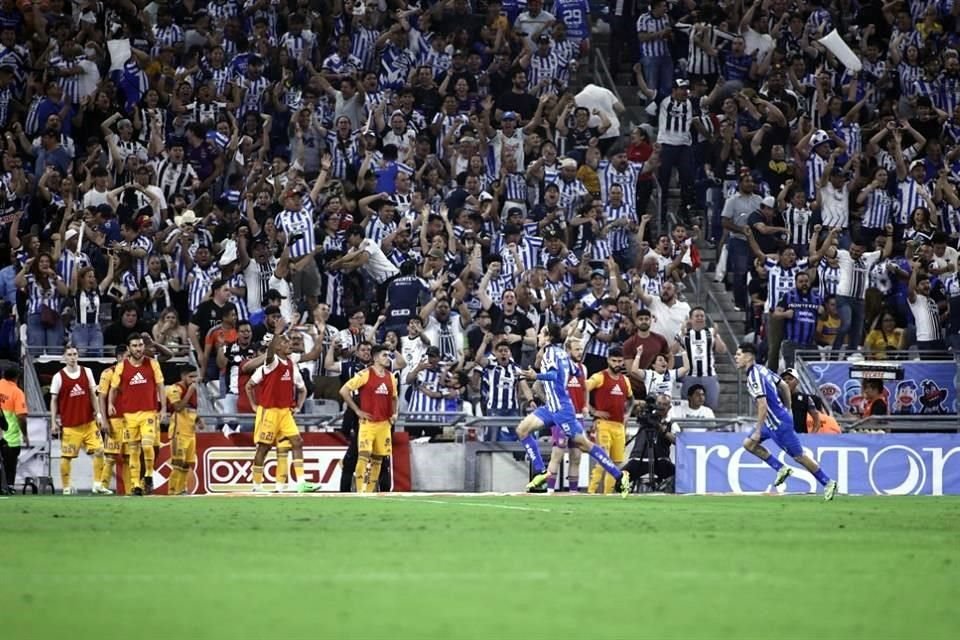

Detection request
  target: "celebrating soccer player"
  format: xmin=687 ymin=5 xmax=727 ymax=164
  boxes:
xmin=734 ymin=343 xmax=838 ymax=500
xmin=50 ymin=345 xmax=110 ymax=495
xmin=167 ymin=365 xmax=203 ymax=495
xmin=108 ymin=334 xmax=166 ymax=496
xmin=516 ymin=325 xmax=630 ymax=497
xmin=585 ymin=347 xmax=633 ymax=494
xmin=245 ymin=323 xmax=313 ymax=493
xmin=339 ymin=345 xmax=398 ymax=493
xmin=97 ymin=345 xmax=131 ymax=494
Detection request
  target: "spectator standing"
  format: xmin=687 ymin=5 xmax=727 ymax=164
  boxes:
xmin=833 ymin=232 xmax=893 ymax=355
xmin=679 ymin=307 xmax=727 ymax=410
xmin=656 ymin=79 xmax=702 ymax=221
xmin=722 ymin=172 xmax=762 ymax=313
xmin=636 ymin=0 xmax=673 ymax=104
xmin=907 ymin=262 xmax=946 ymax=352
xmin=774 ymin=271 xmax=824 ymax=368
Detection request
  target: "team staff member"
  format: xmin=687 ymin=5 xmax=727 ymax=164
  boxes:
xmin=339 ymin=345 xmax=398 ymax=494
xmin=51 ymin=346 xmax=109 ymax=495
xmin=585 ymin=346 xmax=633 ymax=494
xmin=246 ymin=322 xmax=314 ymax=493
xmin=97 ymin=345 xmax=131 ymax=494
xmin=167 ymin=365 xmax=203 ymax=495
xmin=108 ymin=334 xmax=166 ymax=496
xmin=0 ymin=366 xmax=28 ymax=495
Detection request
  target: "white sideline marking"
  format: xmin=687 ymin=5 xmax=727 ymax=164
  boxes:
xmin=18 ymin=571 xmax=551 ymax=584
xmin=379 ymin=496 xmax=553 ymax=512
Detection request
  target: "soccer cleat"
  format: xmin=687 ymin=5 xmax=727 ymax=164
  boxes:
xmin=526 ymin=471 xmax=552 ymax=491
xmin=619 ymin=469 xmax=631 ymax=498
xmin=62 ymin=487 xmax=75 ymax=495
xmin=251 ymin=483 xmax=265 ymax=493
xmin=92 ymin=484 xmax=114 ymax=495
xmin=824 ymin=480 xmax=838 ymax=502
xmin=132 ymin=487 xmax=144 ymax=496
xmin=774 ymin=466 xmax=793 ymax=487
xmin=296 ymin=482 xmax=316 ymax=494
xmin=143 ymin=476 xmax=154 ymax=495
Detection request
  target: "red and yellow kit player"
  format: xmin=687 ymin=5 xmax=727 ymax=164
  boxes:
xmin=245 ymin=327 xmax=312 ymax=493
xmin=50 ymin=345 xmax=108 ymax=495
xmin=585 ymin=347 xmax=633 ymax=494
xmin=97 ymin=345 xmax=131 ymax=493
xmin=108 ymin=334 xmax=165 ymax=495
xmin=339 ymin=345 xmax=397 ymax=493
xmin=166 ymin=365 xmax=203 ymax=495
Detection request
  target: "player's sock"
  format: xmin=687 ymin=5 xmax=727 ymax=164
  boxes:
xmin=127 ymin=445 xmax=142 ymax=490
xmin=588 ymin=464 xmax=604 ymax=493
xmin=366 ymin=458 xmax=382 ymax=493
xmin=276 ymin=453 xmax=289 ymax=487
xmin=170 ymin=467 xmax=184 ymax=494
xmin=588 ymin=444 xmax=622 ymax=479
xmin=520 ymin=434 xmax=546 ymax=473
xmin=60 ymin=458 xmax=71 ymax=490
xmin=143 ymin=446 xmax=156 ymax=478
xmin=762 ymin=455 xmax=784 ymax=472
xmin=293 ymin=460 xmax=305 ymax=486
xmin=812 ymin=467 xmax=831 ymax=487
xmin=100 ymin=455 xmax=116 ymax=487
xmin=546 ymin=475 xmax=557 ymax=490
xmin=354 ymin=456 xmax=370 ymax=492
xmin=92 ymin=454 xmax=104 ymax=486
xmin=568 ymin=477 xmax=579 ymax=492
xmin=121 ymin=455 xmax=132 ymax=494
xmin=252 ymin=465 xmax=264 ymax=485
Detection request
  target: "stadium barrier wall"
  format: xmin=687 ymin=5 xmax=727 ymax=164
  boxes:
xmin=675 ymin=432 xmax=960 ymax=495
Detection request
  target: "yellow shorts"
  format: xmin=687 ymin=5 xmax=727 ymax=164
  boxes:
xmin=254 ymin=407 xmax=300 ymax=446
xmin=103 ymin=417 xmax=126 ymax=455
xmin=61 ymin=422 xmax=104 ymax=458
xmin=358 ymin=420 xmax=392 ymax=456
xmin=595 ymin=419 xmax=626 ymax=463
xmin=123 ymin=411 xmax=159 ymax=447
xmin=172 ymin=433 xmax=197 ymax=466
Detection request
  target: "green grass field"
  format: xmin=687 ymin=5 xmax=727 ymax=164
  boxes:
xmin=2 ymin=494 xmax=958 ymax=639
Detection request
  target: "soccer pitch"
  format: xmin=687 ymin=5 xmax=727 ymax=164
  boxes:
xmin=3 ymin=494 xmax=958 ymax=639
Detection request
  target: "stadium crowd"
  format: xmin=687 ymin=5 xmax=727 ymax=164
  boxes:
xmin=0 ymin=0 xmax=957 ymax=451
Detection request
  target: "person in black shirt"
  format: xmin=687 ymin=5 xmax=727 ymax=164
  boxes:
xmin=479 ymin=288 xmax=535 ymax=364
xmin=384 ymin=261 xmax=429 ymax=336
xmin=495 ymin=69 xmax=539 ymax=122
xmin=104 ymin=302 xmax=151 ymax=346
xmin=781 ymin=368 xmax=824 ymax=434
xmin=187 ymin=279 xmax=230 ymax=357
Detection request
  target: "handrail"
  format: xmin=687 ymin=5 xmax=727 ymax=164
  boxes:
xmin=702 ymin=284 xmax=745 ymax=413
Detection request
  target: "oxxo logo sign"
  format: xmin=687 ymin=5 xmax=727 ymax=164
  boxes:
xmin=202 ymin=447 xmax=347 ymax=492
xmin=676 ymin=434 xmax=960 ymax=496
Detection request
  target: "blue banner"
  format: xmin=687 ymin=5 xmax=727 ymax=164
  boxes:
xmin=804 ymin=361 xmax=959 ymax=415
xmin=676 ymin=432 xmax=960 ymax=495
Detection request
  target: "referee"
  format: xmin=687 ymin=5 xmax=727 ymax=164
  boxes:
xmin=656 ymin=79 xmax=704 ymax=221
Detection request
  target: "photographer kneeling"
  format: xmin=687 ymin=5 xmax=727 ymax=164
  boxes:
xmin=622 ymin=394 xmax=676 ymax=492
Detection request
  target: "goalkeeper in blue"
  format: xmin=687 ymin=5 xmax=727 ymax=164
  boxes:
xmin=735 ymin=343 xmax=838 ymax=501
xmin=516 ymin=325 xmax=630 ymax=497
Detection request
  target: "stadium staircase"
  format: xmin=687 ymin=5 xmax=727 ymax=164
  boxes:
xmin=588 ymin=27 xmax=748 ymax=416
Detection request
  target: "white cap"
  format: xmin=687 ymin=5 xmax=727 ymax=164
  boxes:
xmin=65 ymin=228 xmax=78 ymax=241
xmin=174 ymin=210 xmax=199 ymax=226
xmin=219 ymin=239 xmax=238 ymax=266
xmin=761 ymin=195 xmax=776 ymax=209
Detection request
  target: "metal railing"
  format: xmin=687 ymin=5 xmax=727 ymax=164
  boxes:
xmin=703 ymin=285 xmax=745 ymax=414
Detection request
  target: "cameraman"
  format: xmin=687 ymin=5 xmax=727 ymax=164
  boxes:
xmin=623 ymin=394 xmax=676 ymax=491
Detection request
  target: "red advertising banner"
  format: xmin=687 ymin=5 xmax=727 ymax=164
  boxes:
xmin=121 ymin=432 xmax=411 ymax=494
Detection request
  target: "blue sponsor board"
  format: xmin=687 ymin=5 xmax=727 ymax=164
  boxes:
xmin=676 ymin=432 xmax=960 ymax=495
xmin=804 ymin=360 xmax=958 ymax=416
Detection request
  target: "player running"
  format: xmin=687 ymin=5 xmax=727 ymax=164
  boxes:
xmin=735 ymin=343 xmax=838 ymax=500
xmin=97 ymin=345 xmax=131 ymax=494
xmin=245 ymin=324 xmax=314 ymax=493
xmin=339 ymin=345 xmax=398 ymax=493
xmin=517 ymin=325 xmax=630 ymax=497
xmin=108 ymin=334 xmax=166 ymax=496
xmin=50 ymin=345 xmax=110 ymax=495
xmin=167 ymin=365 xmax=203 ymax=495
xmin=542 ymin=342 xmax=588 ymax=494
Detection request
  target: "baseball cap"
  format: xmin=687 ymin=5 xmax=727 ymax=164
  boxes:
xmin=910 ymin=159 xmax=925 ymax=171
xmin=502 ymin=111 xmax=518 ymax=121
xmin=781 ymin=368 xmax=799 ymax=379
xmin=761 ymin=195 xmax=776 ymax=208
xmin=673 ymin=78 xmax=690 ymax=89
xmin=265 ymin=288 xmax=286 ymax=300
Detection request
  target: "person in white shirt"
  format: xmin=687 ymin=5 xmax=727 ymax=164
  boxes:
xmin=636 ymin=280 xmax=692 ymax=344
xmin=815 ymin=157 xmax=852 ymax=246
xmin=328 ymin=224 xmax=400 ymax=307
xmin=907 ymin=262 xmax=945 ymax=351
xmin=667 ymin=384 xmax=716 ymax=433
xmin=833 ymin=230 xmax=893 ymax=353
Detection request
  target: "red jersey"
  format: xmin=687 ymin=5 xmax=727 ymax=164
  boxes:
xmin=587 ymin=370 xmax=632 ymax=424
xmin=344 ymin=367 xmax=397 ymax=422
xmin=52 ymin=367 xmax=96 ymax=428
xmin=111 ymin=357 xmax=163 ymax=414
xmin=251 ymin=357 xmax=302 ymax=409
xmin=566 ymin=363 xmax=588 ymax=413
